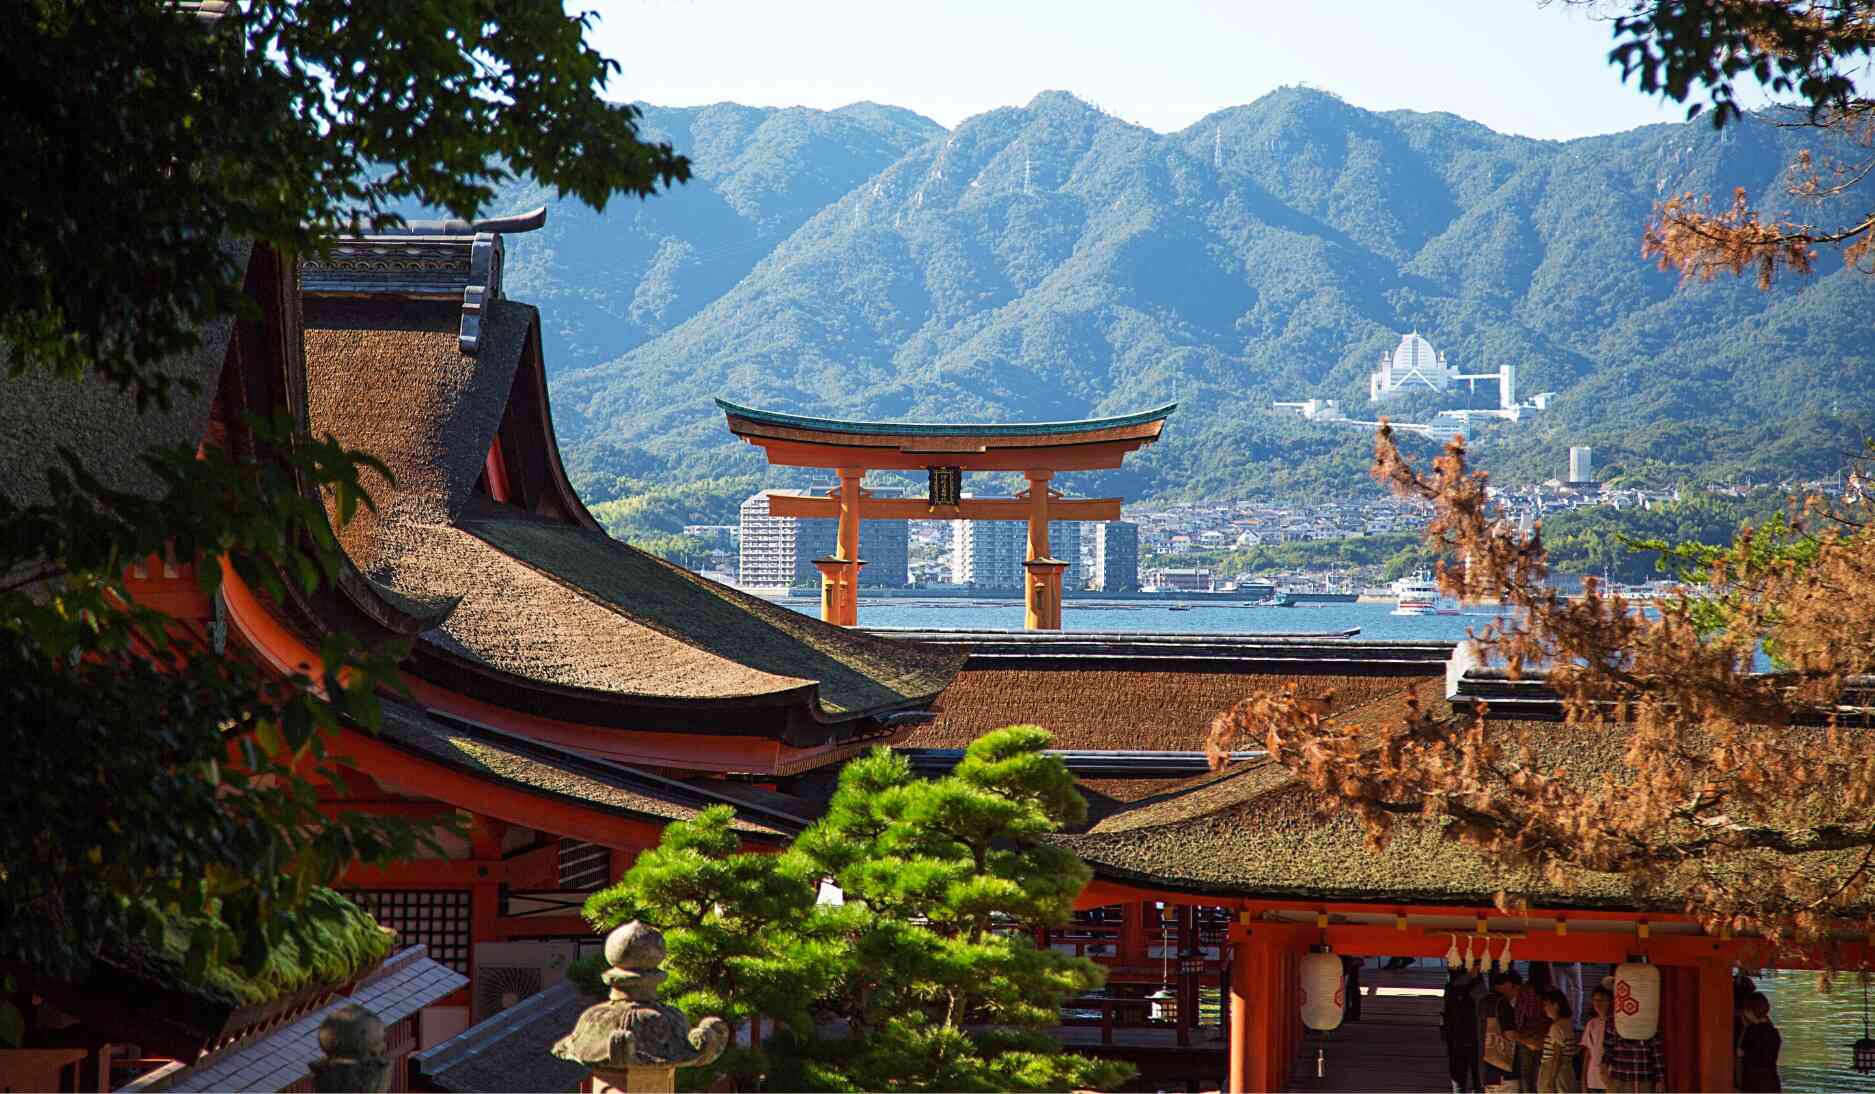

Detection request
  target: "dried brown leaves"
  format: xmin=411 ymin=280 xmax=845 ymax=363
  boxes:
xmin=1209 ymin=425 xmax=1875 ymax=948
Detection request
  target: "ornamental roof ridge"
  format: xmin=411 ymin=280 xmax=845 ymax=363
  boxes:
xmin=300 ymin=207 xmax=547 ymax=355
xmin=715 ymin=397 xmax=1176 ymax=438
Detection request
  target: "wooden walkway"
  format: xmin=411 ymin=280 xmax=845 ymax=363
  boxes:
xmin=1042 ymin=962 xmax=1464 ymax=1092
xmin=1287 ymin=966 xmax=1455 ymax=1094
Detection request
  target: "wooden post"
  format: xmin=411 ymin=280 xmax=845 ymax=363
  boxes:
xmin=1229 ymin=936 xmax=1256 ymax=1094
xmin=1261 ymin=944 xmax=1288 ymax=1092
xmin=1024 ymin=470 xmax=1053 ymax=561
xmin=834 ymin=468 xmax=864 ymax=626
xmin=1661 ymin=965 xmax=1698 ymax=1092
xmin=1121 ymin=901 xmax=1147 ymax=965
xmin=1021 ymin=470 xmax=1065 ymax=630
xmin=1697 ymin=958 xmax=1735 ymax=1093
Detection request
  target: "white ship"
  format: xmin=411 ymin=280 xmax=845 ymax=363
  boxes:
xmin=1389 ymin=570 xmax=1460 ymax=616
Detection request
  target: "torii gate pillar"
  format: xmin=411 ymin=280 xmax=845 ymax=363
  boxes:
xmin=1022 ymin=470 xmax=1067 ymax=630
xmin=812 ymin=468 xmax=866 ymax=627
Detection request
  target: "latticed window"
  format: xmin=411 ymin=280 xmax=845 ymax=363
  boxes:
xmin=557 ymin=839 xmax=611 ymax=890
xmin=344 ymin=889 xmax=472 ymax=974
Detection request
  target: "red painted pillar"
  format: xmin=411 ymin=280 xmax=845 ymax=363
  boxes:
xmin=1121 ymin=901 xmax=1147 ymax=965
xmin=1275 ymin=949 xmax=1294 ymax=1088
xmin=1222 ymin=934 xmax=1252 ymax=1094
xmin=1660 ymin=965 xmax=1698 ymax=1091
xmin=1231 ymin=935 xmax=1278 ymax=1093
xmin=1698 ymin=958 xmax=1735 ymax=1093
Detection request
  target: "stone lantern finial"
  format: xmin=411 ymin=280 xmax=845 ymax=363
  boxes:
xmin=553 ymin=921 xmax=729 ymax=1094
xmin=309 ymin=1004 xmax=392 ymax=1094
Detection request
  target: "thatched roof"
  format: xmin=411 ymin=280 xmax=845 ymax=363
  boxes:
xmin=374 ymin=700 xmax=801 ymax=838
xmin=300 ymin=294 xmax=957 ymax=728
xmin=896 ymin=632 xmax=1451 ymax=753
xmin=1054 ymin=711 xmax=1868 ymax=912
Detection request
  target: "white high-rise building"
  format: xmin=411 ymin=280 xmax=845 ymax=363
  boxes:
xmin=1369 ymin=331 xmax=1457 ymax=400
xmin=738 ymin=491 xmax=908 ymax=589
xmin=950 ymin=513 xmax=1082 ymax=590
xmin=1568 ymin=446 xmax=1595 ymax=484
xmin=1089 ymin=522 xmax=1139 ymax=592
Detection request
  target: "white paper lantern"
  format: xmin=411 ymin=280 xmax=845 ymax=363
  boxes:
xmin=1299 ymin=950 xmax=1346 ymax=1031
xmin=1613 ymin=961 xmax=1662 ymax=1039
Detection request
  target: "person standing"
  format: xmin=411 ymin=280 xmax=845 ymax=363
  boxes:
xmin=1514 ymin=971 xmax=1547 ymax=1092
xmin=1535 ymin=989 xmax=1579 ymax=1093
xmin=1603 ymin=1023 xmax=1666 ymax=1093
xmin=1579 ymin=985 xmax=1614 ymax=1093
xmin=1737 ymin=990 xmax=1782 ymax=1093
xmin=1482 ymin=970 xmax=1522 ymax=1091
xmin=1342 ymin=954 xmax=1365 ymax=1023
xmin=1443 ymin=968 xmax=1484 ymax=1093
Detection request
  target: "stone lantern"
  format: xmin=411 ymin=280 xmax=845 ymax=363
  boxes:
xmin=309 ymin=1004 xmax=392 ymax=1094
xmin=553 ymin=921 xmax=729 ymax=1094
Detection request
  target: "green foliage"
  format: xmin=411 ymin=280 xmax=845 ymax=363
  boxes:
xmin=584 ymin=728 xmax=1133 ymax=1093
xmin=4 ymin=0 xmax=687 ymax=406
xmin=1539 ymin=494 xmax=1786 ymax=582
xmin=1606 ymin=1 xmax=1875 ymax=127
xmin=2 ymin=417 xmax=430 ymax=1001
xmin=168 ymin=888 xmax=395 ymax=1006
xmin=1 ymin=0 xmax=687 ymax=1043
xmin=1631 ymin=508 xmax=1825 ymax=642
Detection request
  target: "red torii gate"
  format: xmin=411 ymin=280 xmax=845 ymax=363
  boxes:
xmin=717 ymin=400 xmax=1174 ymax=629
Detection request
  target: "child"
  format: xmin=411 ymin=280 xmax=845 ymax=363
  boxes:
xmin=1535 ymin=988 xmax=1579 ymax=1093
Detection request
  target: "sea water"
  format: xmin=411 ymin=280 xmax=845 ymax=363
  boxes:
xmin=775 ymin=597 xmax=1500 ymax=640
xmin=1760 ymin=970 xmax=1875 ymax=1092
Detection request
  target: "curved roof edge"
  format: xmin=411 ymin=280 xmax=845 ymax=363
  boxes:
xmin=716 ymin=398 xmax=1176 ymax=438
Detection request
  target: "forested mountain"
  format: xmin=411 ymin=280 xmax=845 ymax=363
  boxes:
xmin=490 ymin=101 xmax=943 ymax=372
xmin=486 ymin=89 xmax=1875 ymax=528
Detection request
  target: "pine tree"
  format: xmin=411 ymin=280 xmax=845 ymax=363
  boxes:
xmin=583 ymin=726 xmax=1133 ymax=1092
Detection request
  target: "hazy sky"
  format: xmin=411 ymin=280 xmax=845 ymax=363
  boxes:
xmin=581 ymin=0 xmax=1724 ymax=141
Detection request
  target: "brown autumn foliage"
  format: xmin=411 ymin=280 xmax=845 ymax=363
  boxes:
xmin=1207 ymin=424 xmax=1875 ymax=945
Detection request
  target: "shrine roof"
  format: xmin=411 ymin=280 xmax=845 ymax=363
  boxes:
xmin=411 ymin=981 xmax=591 ymax=1093
xmin=0 ymin=241 xmax=249 ymax=508
xmin=890 ymin=633 xmax=1452 ymax=753
xmin=717 ymin=398 xmax=1176 ymax=439
xmin=301 ymin=294 xmax=959 ymax=732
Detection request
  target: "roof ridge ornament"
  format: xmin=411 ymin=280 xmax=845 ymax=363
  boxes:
xmin=298 ymin=207 xmax=549 ymax=355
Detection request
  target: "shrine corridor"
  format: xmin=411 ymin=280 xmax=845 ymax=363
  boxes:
xmin=1289 ymin=966 xmax=1451 ymax=1094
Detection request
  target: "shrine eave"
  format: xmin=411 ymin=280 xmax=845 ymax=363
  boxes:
xmin=716 ymin=398 xmax=1174 ymax=456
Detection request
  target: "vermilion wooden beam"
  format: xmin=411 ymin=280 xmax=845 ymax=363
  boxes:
xmin=749 ymin=437 xmax=1147 ymax=471
xmin=764 ymin=492 xmax=1124 ymax=522
xmin=341 ymin=858 xmax=507 ymax=887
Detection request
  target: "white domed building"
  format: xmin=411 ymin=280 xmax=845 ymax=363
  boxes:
xmin=1369 ymin=330 xmax=1456 ymax=400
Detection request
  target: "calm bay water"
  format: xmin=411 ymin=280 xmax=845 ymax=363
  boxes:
xmin=1761 ymin=971 xmax=1875 ymax=1092
xmin=774 ymin=597 xmax=1499 ymax=640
